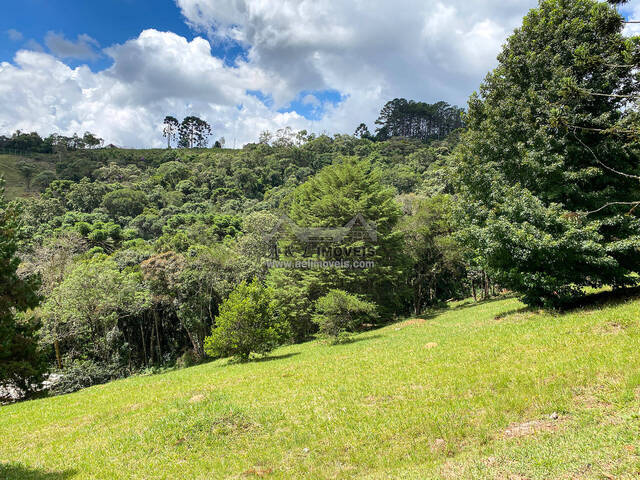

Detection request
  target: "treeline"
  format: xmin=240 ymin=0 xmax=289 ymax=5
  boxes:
xmin=355 ymin=99 xmax=464 ymax=142
xmin=0 ymin=130 xmax=104 ymax=153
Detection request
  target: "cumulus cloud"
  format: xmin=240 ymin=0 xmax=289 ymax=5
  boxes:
xmin=3 ymin=0 xmax=638 ymax=147
xmin=44 ymin=32 xmax=101 ymax=60
xmin=0 ymin=31 xmax=312 ymax=147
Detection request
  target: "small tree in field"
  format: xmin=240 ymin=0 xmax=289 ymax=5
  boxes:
xmin=204 ymin=279 xmax=288 ymax=361
xmin=314 ymin=290 xmax=377 ymax=343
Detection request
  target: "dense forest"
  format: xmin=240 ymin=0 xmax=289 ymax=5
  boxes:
xmin=1 ymin=0 xmax=639 ymax=400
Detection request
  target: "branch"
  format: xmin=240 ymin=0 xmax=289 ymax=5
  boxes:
xmin=572 ymin=130 xmax=640 ymax=181
xmin=567 ymin=124 xmax=640 ymax=135
xmin=581 ymin=90 xmax=640 ymax=99
xmin=582 ymin=201 xmax=640 ymax=215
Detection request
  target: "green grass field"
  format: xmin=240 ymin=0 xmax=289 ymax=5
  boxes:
xmin=0 ymin=155 xmax=30 ymax=199
xmin=2 ymin=295 xmax=640 ymax=479
xmin=0 ymin=154 xmax=55 ymax=199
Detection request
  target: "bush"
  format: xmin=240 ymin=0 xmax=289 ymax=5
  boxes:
xmin=176 ymin=350 xmax=199 ymax=369
xmin=204 ymin=279 xmax=289 ymax=361
xmin=51 ymin=360 xmax=114 ymax=395
xmin=314 ymin=290 xmax=377 ymax=343
xmin=102 ymin=188 xmax=147 ymax=217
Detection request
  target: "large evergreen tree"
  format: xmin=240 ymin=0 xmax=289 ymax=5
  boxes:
xmin=269 ymin=159 xmax=408 ymax=331
xmin=456 ymin=0 xmax=640 ymax=306
xmin=0 ymin=178 xmax=44 ymax=393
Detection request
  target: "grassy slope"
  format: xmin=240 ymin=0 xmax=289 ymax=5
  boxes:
xmin=0 ymin=155 xmax=29 ymax=199
xmin=2 ymin=296 xmax=640 ymax=479
xmin=0 ymin=154 xmax=56 ymax=199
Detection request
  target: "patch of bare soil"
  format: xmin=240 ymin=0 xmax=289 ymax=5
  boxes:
xmin=243 ymin=466 xmax=273 ymax=477
xmin=502 ymin=414 xmax=563 ymax=439
xmin=394 ymin=319 xmax=428 ymax=330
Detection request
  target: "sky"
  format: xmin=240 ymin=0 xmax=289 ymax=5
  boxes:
xmin=0 ymin=0 xmax=639 ymax=148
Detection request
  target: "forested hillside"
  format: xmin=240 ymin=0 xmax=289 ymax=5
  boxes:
xmin=1 ymin=0 xmax=639 ymax=403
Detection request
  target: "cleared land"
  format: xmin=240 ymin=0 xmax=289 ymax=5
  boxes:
xmin=2 ymin=295 xmax=640 ymax=479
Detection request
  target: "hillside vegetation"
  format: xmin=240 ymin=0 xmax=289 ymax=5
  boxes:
xmin=2 ymin=294 xmax=640 ymax=479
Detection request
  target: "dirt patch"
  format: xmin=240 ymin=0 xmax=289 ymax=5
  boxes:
xmin=189 ymin=394 xmax=206 ymax=403
xmin=430 ymin=438 xmax=447 ymax=454
xmin=502 ymin=416 xmax=562 ymax=439
xmin=243 ymin=466 xmax=273 ymax=477
xmin=394 ymin=318 xmax=429 ymax=331
xmin=402 ymin=318 xmax=427 ymax=326
xmin=424 ymin=342 xmax=438 ymax=349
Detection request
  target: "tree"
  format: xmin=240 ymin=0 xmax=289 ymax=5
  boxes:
xmin=82 ymin=132 xmax=103 ymax=149
xmin=399 ymin=194 xmax=467 ymax=314
xmin=286 ymin=159 xmax=408 ymax=313
xmin=162 ymin=116 xmax=179 ymax=149
xmin=102 ymin=188 xmax=147 ymax=217
xmin=178 ymin=116 xmax=212 ymax=148
xmin=32 ymin=170 xmax=57 ymax=191
xmin=40 ymin=256 xmax=150 ymax=373
xmin=203 ymin=279 xmax=288 ymax=361
xmin=314 ymin=290 xmax=377 ymax=343
xmin=455 ymin=0 xmax=640 ymax=307
xmin=17 ymin=161 xmax=37 ymax=192
xmin=0 ymin=178 xmax=44 ymax=393
xmin=354 ymin=123 xmax=372 ymax=139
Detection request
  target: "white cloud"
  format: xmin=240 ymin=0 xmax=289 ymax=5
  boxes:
xmin=0 ymin=31 xmax=313 ymax=147
xmin=44 ymin=32 xmax=101 ymax=60
xmin=2 ymin=0 xmax=638 ymax=147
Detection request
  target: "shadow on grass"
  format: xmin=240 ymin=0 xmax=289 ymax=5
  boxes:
xmin=336 ymin=334 xmax=384 ymax=345
xmin=250 ymin=352 xmax=301 ymax=363
xmin=389 ymin=294 xmax=517 ymax=325
xmin=0 ymin=463 xmax=76 ymax=480
xmin=560 ymin=286 xmax=640 ymax=312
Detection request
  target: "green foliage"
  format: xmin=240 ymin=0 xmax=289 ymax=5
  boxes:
xmin=455 ymin=0 xmax=640 ymax=306
xmin=373 ymin=98 xmax=464 ymax=141
xmin=50 ymin=359 xmax=113 ymax=395
xmin=286 ymin=158 xmax=408 ymax=313
xmin=102 ymin=188 xmax=147 ymax=217
xmin=204 ymin=279 xmax=288 ymax=360
xmin=314 ymin=289 xmax=377 ymax=343
xmin=399 ymin=194 xmax=467 ymax=313
xmin=0 ymin=178 xmax=44 ymax=392
xmin=40 ymin=256 xmax=151 ymax=370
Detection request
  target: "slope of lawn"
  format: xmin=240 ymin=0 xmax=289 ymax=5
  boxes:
xmin=0 ymin=154 xmax=54 ymax=199
xmin=0 ymin=155 xmax=29 ymax=199
xmin=2 ymin=295 xmax=640 ymax=479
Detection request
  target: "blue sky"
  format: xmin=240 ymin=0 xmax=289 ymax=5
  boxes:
xmin=1 ymin=0 xmax=638 ymax=147
xmin=1 ymin=0 xmax=193 ymax=70
xmin=0 ymin=0 xmax=334 ymax=121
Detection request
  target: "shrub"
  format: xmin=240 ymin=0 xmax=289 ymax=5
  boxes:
xmin=176 ymin=350 xmax=199 ymax=369
xmin=204 ymin=279 xmax=288 ymax=361
xmin=51 ymin=360 xmax=114 ymax=395
xmin=102 ymin=188 xmax=147 ymax=217
xmin=314 ymin=290 xmax=377 ymax=343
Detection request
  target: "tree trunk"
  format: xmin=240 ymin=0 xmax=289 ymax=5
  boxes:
xmin=154 ymin=310 xmax=162 ymax=362
xmin=140 ymin=321 xmax=147 ymax=366
xmin=483 ymin=271 xmax=490 ymax=299
xmin=54 ymin=339 xmax=62 ymax=370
